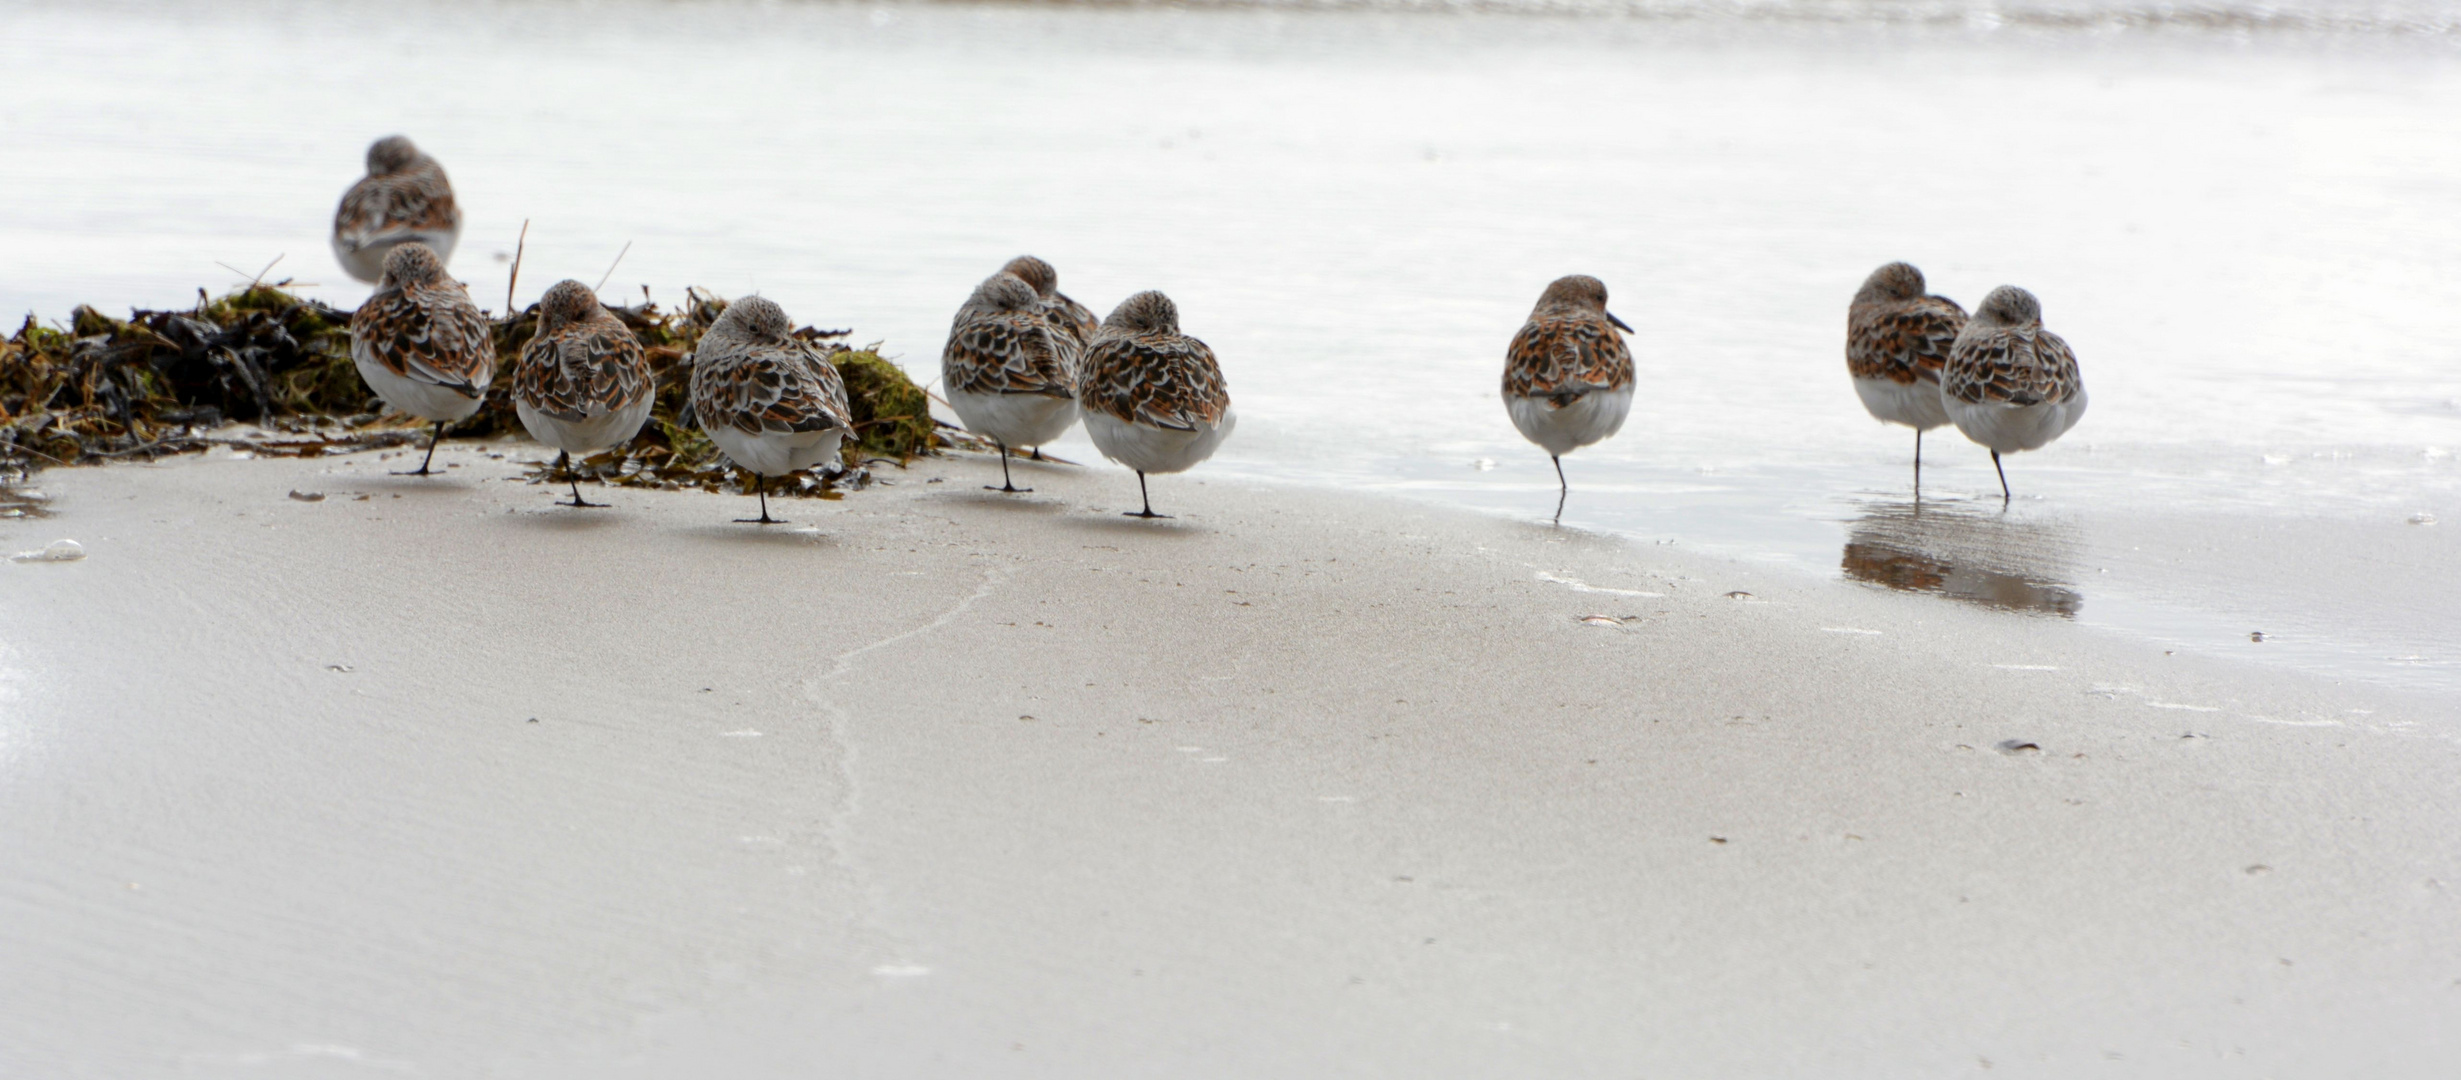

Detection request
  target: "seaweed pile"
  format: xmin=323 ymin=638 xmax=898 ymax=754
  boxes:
xmin=0 ymin=283 xmax=946 ymax=499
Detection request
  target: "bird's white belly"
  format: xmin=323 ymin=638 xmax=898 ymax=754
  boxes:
xmin=705 ymin=424 xmax=844 ymax=478
xmin=352 ymin=351 xmax=484 ymax=424
xmin=1505 ymin=387 xmax=1632 ymax=457
xmin=331 ymin=225 xmax=461 ymax=284
xmin=1851 ymin=376 xmax=1949 ymax=431
xmin=1945 ymin=388 xmax=2089 ymax=454
xmin=1084 ymin=409 xmax=1234 ymax=475
xmin=516 ymin=396 xmax=654 ymax=457
xmin=946 ymin=388 xmax=1078 ymax=448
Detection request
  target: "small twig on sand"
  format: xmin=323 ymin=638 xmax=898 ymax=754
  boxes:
xmin=594 ymin=240 xmax=632 ymax=294
xmin=7 ymin=443 xmax=71 ymax=466
xmin=506 ymin=219 xmax=530 ymax=315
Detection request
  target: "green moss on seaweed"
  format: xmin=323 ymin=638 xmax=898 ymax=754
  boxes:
xmin=833 ymin=349 xmax=934 ymax=463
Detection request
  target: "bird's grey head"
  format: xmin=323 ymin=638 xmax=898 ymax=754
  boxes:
xmin=1532 ymin=274 xmax=1630 ymax=331
xmin=999 ymin=255 xmax=1059 ymax=299
xmin=1855 ymin=262 xmax=1926 ymax=304
xmin=714 ymin=295 xmax=793 ymax=342
xmin=366 ymin=135 xmax=421 ymax=175
xmin=380 ymin=242 xmax=446 ymax=287
xmin=1103 ymin=291 xmax=1179 ymax=335
xmin=1534 ymin=274 xmax=1611 ymax=315
xmin=537 ymin=280 xmax=602 ymax=333
xmin=970 ymin=273 xmax=1041 ymax=314
xmin=1976 ymin=285 xmax=2043 ymax=326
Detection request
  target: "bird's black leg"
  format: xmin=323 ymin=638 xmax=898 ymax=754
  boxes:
xmin=1124 ymin=471 xmax=1170 ymax=519
xmin=1030 ymin=447 xmax=1044 ymax=461
xmin=987 ymin=439 xmax=1029 ymax=493
xmin=557 ymin=450 xmax=606 ymax=508
xmin=735 ymin=473 xmax=785 ymax=524
xmin=1551 ymin=455 xmax=1568 ymax=525
xmin=1912 ymin=428 xmax=1923 ymax=499
xmin=1991 ymin=450 xmax=2011 ymax=504
xmin=396 ymin=420 xmax=445 ymax=476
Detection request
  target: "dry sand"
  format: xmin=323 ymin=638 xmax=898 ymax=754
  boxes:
xmin=1 ymin=443 xmax=2455 ymax=1077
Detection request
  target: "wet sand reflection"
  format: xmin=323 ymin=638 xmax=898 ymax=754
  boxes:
xmin=1841 ymin=500 xmax=2083 ymax=617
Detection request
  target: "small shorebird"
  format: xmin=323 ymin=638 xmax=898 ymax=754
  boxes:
xmin=1079 ymin=290 xmax=1233 ymax=518
xmin=513 ymin=280 xmax=654 ymax=507
xmin=999 ymin=255 xmax=1101 ymax=357
xmin=1942 ymin=285 xmax=2088 ymax=502
xmin=348 ymin=242 xmax=493 ymax=475
xmin=332 ymin=135 xmax=462 ymax=284
xmin=1502 ymin=274 xmax=1635 ymax=524
xmin=690 ymin=295 xmax=852 ymax=524
xmin=1846 ymin=262 xmax=1967 ymax=487
xmin=943 ymin=272 xmax=1080 ymax=493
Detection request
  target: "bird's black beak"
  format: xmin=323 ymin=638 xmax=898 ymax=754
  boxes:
xmin=1606 ymin=311 xmax=1633 ymax=333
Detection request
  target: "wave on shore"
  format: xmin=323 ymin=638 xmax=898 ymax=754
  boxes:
xmin=987 ymin=0 xmax=2461 ymax=34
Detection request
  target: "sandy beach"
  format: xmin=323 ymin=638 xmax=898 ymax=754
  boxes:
xmin=3 ymin=444 xmax=2455 ymax=1076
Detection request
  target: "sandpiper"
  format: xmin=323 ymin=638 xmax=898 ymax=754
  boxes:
xmin=512 ymin=280 xmax=654 ymax=507
xmin=1501 ymin=274 xmax=1634 ymax=523
xmin=1847 ymin=261 xmax=1967 ymax=487
xmin=690 ymin=296 xmax=853 ymax=524
xmin=332 ymin=136 xmax=462 ymax=284
xmin=348 ymin=243 xmax=493 ymax=475
xmin=1942 ymin=285 xmax=2088 ymax=501
xmin=1078 ymin=290 xmax=1233 ymax=518
xmin=943 ymin=272 xmax=1080 ymax=492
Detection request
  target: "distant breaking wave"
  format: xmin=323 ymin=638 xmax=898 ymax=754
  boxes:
xmin=956 ymin=0 xmax=2461 ymax=34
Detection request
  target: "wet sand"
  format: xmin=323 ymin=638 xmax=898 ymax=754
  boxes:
xmin=1 ymin=445 xmax=2455 ymax=1076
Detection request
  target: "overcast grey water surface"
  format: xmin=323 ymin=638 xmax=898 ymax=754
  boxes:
xmin=3 ymin=0 xmax=2458 ymax=694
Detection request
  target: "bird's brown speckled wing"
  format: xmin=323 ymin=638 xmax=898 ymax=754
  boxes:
xmin=1502 ymin=314 xmax=1634 ymax=404
xmin=693 ymin=341 xmax=852 ymax=436
xmin=515 ymin=315 xmax=650 ymax=422
xmin=1048 ymin=292 xmax=1100 ymax=350
xmin=944 ymin=310 xmax=1077 ymax=398
xmin=1944 ymin=326 xmax=2083 ymax=407
xmin=1848 ymin=295 xmax=1966 ymax=385
xmin=350 ymin=279 xmax=494 ymax=393
xmin=333 ymin=162 xmax=460 ymax=249
xmin=1080 ymin=332 xmax=1230 ymax=431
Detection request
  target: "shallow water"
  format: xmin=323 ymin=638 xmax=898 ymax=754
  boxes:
xmin=4 ymin=0 xmax=2458 ymax=695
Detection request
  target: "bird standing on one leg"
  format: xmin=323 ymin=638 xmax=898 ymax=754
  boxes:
xmin=348 ymin=243 xmax=492 ymax=475
xmin=331 ymin=135 xmax=462 ymax=283
xmin=997 ymin=256 xmax=1101 ymax=462
xmin=691 ymin=296 xmax=853 ymax=524
xmin=1941 ymin=285 xmax=2088 ymax=503
xmin=512 ymin=280 xmax=654 ymax=508
xmin=942 ymin=272 xmax=1081 ymax=493
xmin=1501 ymin=274 xmax=1636 ymax=525
xmin=1846 ymin=261 xmax=1966 ymax=491
xmin=1078 ymin=291 xmax=1233 ymax=519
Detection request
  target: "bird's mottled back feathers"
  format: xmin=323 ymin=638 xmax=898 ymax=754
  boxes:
xmin=691 ymin=296 xmax=852 ymax=437
xmin=1080 ymin=290 xmax=1230 ymax=431
xmin=1503 ymin=276 xmax=1633 ymax=405
xmin=333 ymin=136 xmax=460 ymax=250
xmin=945 ymin=273 xmax=1078 ymax=399
xmin=514 ymin=280 xmax=651 ymax=423
xmin=349 ymin=243 xmax=492 ymax=394
xmin=1943 ymin=286 xmax=2083 ymax=407
xmin=1045 ymin=292 xmax=1100 ymax=352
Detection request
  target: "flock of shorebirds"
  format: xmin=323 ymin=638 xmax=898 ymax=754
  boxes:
xmin=335 ymin=135 xmax=2086 ymax=525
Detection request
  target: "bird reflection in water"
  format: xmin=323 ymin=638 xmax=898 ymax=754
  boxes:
xmin=1840 ymin=500 xmax=2083 ymax=617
